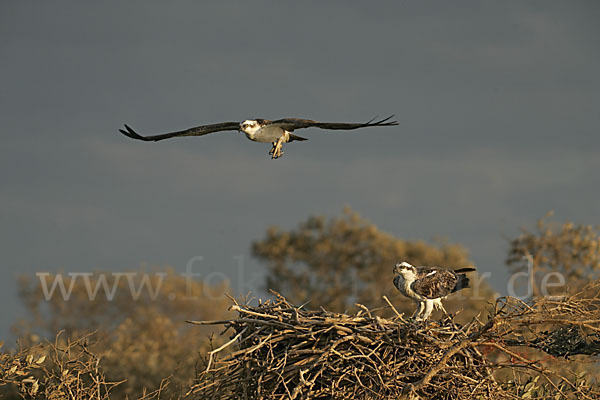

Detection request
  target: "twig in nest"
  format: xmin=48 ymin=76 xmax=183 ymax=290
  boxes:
xmin=205 ymin=327 xmax=247 ymax=372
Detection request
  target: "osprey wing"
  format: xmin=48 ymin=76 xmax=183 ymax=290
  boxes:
xmin=393 ymin=275 xmax=403 ymax=293
xmin=119 ymin=121 xmax=240 ymax=142
xmin=410 ymin=269 xmax=458 ymax=299
xmin=267 ymin=116 xmax=398 ymax=132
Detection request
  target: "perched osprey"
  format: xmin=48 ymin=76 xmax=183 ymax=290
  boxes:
xmin=119 ymin=116 xmax=397 ymax=159
xmin=393 ymin=261 xmax=476 ymax=321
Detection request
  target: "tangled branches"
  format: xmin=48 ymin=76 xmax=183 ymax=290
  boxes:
xmin=0 ymin=332 xmax=122 ymax=399
xmin=4 ymin=283 xmax=598 ymax=399
xmin=493 ymin=282 xmax=600 ymax=358
xmin=187 ymin=294 xmax=498 ymax=399
xmin=0 ymin=332 xmax=170 ymax=400
xmin=187 ymin=285 xmax=600 ymax=400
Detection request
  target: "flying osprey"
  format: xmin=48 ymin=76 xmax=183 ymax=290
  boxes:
xmin=118 ymin=116 xmax=397 ymax=159
xmin=392 ymin=261 xmax=476 ymax=321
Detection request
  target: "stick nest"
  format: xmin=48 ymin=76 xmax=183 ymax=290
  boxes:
xmin=187 ymin=294 xmax=501 ymax=400
xmin=187 ymin=283 xmax=600 ymax=399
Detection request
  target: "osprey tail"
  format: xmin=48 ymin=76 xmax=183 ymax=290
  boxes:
xmin=288 ymin=133 xmax=308 ymax=142
xmin=452 ymin=273 xmax=471 ymax=293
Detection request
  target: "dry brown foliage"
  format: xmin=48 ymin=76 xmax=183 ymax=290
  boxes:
xmin=253 ymin=208 xmax=496 ymax=324
xmin=0 ymin=332 xmax=125 ymax=399
xmin=0 ymin=331 xmax=175 ymax=399
xmin=11 ymin=269 xmax=232 ymax=399
xmin=5 ymin=213 xmax=599 ymax=399
xmin=187 ymin=287 xmax=600 ymax=400
xmin=507 ymin=212 xmax=600 ymax=296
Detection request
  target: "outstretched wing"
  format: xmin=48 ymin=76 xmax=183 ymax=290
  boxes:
xmin=119 ymin=121 xmax=240 ymax=142
xmin=411 ymin=269 xmax=458 ymax=299
xmin=266 ymin=116 xmax=398 ymax=132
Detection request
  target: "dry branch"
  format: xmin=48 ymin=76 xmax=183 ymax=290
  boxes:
xmin=187 ymin=296 xmax=500 ymax=399
xmin=186 ymin=283 xmax=600 ymax=399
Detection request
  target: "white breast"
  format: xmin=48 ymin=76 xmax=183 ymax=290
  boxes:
xmin=246 ymin=125 xmax=287 ymax=143
xmin=395 ymin=275 xmax=427 ymax=301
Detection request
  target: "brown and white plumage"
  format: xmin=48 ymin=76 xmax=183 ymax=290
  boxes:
xmin=119 ymin=116 xmax=398 ymax=159
xmin=393 ymin=261 xmax=476 ymax=321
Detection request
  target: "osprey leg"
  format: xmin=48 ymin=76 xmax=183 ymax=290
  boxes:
xmin=434 ymin=299 xmax=449 ymax=316
xmin=412 ymin=301 xmax=424 ymax=319
xmin=270 ymin=137 xmax=284 ymax=159
xmin=421 ymin=300 xmax=435 ymax=321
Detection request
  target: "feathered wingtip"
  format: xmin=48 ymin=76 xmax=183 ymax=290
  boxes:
xmin=118 ymin=124 xmax=152 ymax=141
xmin=364 ymin=115 xmax=398 ymax=127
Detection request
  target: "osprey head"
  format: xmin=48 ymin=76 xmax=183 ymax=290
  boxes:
xmin=393 ymin=261 xmax=417 ymax=277
xmin=240 ymin=120 xmax=261 ymax=135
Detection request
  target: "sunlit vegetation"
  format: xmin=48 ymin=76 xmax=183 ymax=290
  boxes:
xmin=1 ymin=211 xmax=599 ymax=399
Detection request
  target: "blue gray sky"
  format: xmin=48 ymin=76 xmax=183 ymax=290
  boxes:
xmin=1 ymin=1 xmax=599 ymax=339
